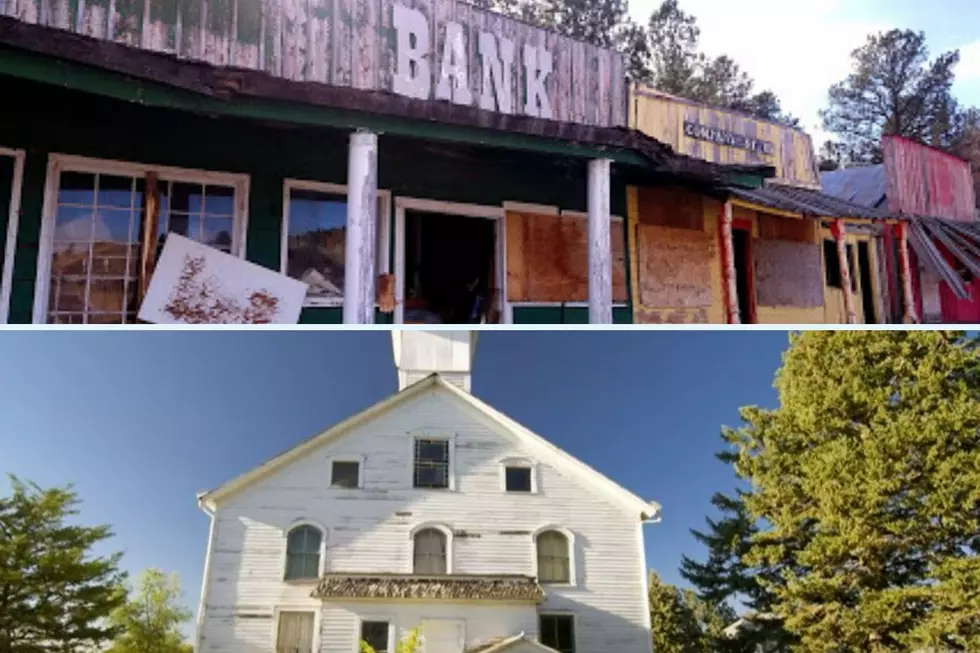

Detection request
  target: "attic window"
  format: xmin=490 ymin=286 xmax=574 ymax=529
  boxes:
xmin=505 ymin=467 xmax=532 ymax=492
xmin=331 ymin=460 xmax=360 ymax=488
xmin=414 ymin=439 xmax=450 ymax=489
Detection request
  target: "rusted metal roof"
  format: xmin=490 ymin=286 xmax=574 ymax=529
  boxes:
xmin=311 ymin=573 xmax=544 ymax=602
xmin=821 ymin=165 xmax=888 ymax=208
xmin=724 ymin=183 xmax=890 ymax=220
xmin=883 ymin=135 xmax=977 ymax=222
xmin=907 ymin=216 xmax=980 ymax=300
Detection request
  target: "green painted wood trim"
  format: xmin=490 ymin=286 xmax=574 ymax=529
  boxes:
xmin=0 ymin=46 xmax=648 ymax=166
xmin=7 ymin=149 xmax=47 ymax=324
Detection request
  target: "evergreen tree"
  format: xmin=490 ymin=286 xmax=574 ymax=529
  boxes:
xmin=727 ymin=331 xmax=980 ymax=652
xmin=0 ymin=476 xmax=127 ymax=653
xmin=105 ymin=569 xmax=193 ymax=653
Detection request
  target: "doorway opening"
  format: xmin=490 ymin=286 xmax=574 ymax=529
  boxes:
xmin=403 ymin=210 xmax=498 ymax=324
xmin=732 ymin=227 xmax=754 ymax=323
xmin=857 ymin=240 xmax=877 ymax=324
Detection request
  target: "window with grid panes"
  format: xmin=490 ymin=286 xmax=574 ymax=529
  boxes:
xmin=414 ymin=439 xmax=449 ymax=489
xmin=539 ymin=615 xmax=574 ymax=653
xmin=284 ymin=525 xmax=322 ymax=580
xmin=413 ymin=528 xmax=447 ymax=574
xmin=276 ymin=611 xmax=315 ymax=653
xmin=536 ymin=530 xmax=570 ymax=583
xmin=47 ymin=169 xmax=238 ymax=324
xmin=360 ymin=620 xmax=390 ymax=653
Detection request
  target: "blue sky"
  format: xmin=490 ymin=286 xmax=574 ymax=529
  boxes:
xmin=627 ymin=0 xmax=980 ymax=143
xmin=0 ymin=331 xmax=788 ymax=632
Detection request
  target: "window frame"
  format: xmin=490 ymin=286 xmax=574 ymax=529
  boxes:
xmin=533 ymin=526 xmax=575 ymax=586
xmin=273 ymin=607 xmax=319 ymax=653
xmin=329 ymin=455 xmax=365 ymax=489
xmin=499 ymin=457 xmax=538 ymax=494
xmin=281 ymin=179 xmax=392 ymax=308
xmin=538 ymin=613 xmax=576 ymax=653
xmin=410 ymin=522 xmax=454 ymax=575
xmin=356 ymin=615 xmax=396 ymax=653
xmin=411 ymin=432 xmax=456 ymax=491
xmin=282 ymin=520 xmax=327 ymax=582
xmin=33 ymin=153 xmax=250 ymax=324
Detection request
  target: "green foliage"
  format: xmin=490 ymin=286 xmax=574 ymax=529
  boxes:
xmin=725 ymin=331 xmax=980 ymax=652
xmin=0 ymin=476 xmax=127 ymax=653
xmin=648 ymin=571 xmax=735 ymax=653
xmin=105 ymin=568 xmax=194 ymax=653
xmin=361 ymin=627 xmax=421 ymax=653
xmin=821 ymin=29 xmax=971 ymax=163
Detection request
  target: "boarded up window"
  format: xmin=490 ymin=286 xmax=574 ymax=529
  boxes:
xmin=754 ymin=240 xmax=823 ymax=307
xmin=276 ymin=611 xmax=314 ymax=653
xmin=536 ymin=530 xmax=570 ymax=583
xmin=421 ymin=619 xmax=463 ymax=653
xmin=757 ymin=214 xmax=814 ymax=243
xmin=636 ymin=224 xmax=713 ymax=308
xmin=505 ymin=213 xmax=626 ymax=303
xmin=413 ymin=528 xmax=448 ymax=574
xmin=636 ymin=186 xmax=703 ymax=230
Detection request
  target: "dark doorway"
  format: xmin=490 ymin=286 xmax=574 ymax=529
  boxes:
xmin=857 ymin=241 xmax=877 ymax=324
xmin=404 ymin=211 xmax=497 ymax=324
xmin=732 ymin=228 xmax=754 ymax=323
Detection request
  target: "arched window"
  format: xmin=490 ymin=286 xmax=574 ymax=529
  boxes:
xmin=413 ymin=528 xmax=448 ymax=574
xmin=536 ymin=530 xmax=570 ymax=583
xmin=285 ymin=524 xmax=322 ymax=580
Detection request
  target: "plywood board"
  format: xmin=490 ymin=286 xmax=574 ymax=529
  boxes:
xmin=757 ymin=213 xmax=814 ymax=243
xmin=506 ymin=212 xmax=626 ymax=303
xmin=636 ymin=186 xmax=703 ymax=230
xmin=753 ymin=239 xmax=823 ymax=307
xmin=636 ymin=224 xmax=713 ymax=308
xmin=139 ymin=234 xmax=308 ymax=323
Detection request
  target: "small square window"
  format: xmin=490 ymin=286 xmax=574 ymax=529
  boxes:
xmin=361 ymin=620 xmax=390 ymax=653
xmin=331 ymin=460 xmax=360 ymax=488
xmin=505 ymin=466 xmax=532 ymax=492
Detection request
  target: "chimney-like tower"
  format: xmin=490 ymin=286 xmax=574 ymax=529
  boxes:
xmin=392 ymin=331 xmax=477 ymax=392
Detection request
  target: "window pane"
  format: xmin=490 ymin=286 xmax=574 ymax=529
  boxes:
xmin=286 ymin=189 xmax=347 ymax=302
xmin=537 ymin=532 xmax=570 ymax=583
xmin=539 ymin=616 xmax=574 ymax=653
xmin=505 ymin=467 xmax=531 ymax=492
xmin=361 ymin=621 xmax=389 ymax=653
xmin=332 ymin=461 xmax=360 ymax=488
xmin=98 ymin=174 xmax=136 ymax=208
xmin=417 ymin=440 xmax=448 ymax=463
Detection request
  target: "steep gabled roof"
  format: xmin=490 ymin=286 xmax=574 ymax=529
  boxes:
xmin=198 ymin=374 xmax=659 ymax=520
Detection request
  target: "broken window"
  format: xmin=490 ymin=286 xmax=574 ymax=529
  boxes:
xmin=539 ymin=614 xmax=575 ymax=653
xmin=282 ymin=182 xmax=389 ymax=306
xmin=361 ymin=621 xmax=391 ymax=653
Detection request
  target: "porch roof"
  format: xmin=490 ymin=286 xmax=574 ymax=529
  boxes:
xmin=311 ymin=573 xmax=544 ymax=602
xmin=723 ymin=183 xmax=891 ymax=221
xmin=907 ymin=216 xmax=980 ymax=300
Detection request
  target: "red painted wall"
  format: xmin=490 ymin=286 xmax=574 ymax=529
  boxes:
xmin=883 ymin=135 xmax=976 ymax=222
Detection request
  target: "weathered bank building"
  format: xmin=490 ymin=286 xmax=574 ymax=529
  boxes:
xmin=627 ymin=88 xmax=898 ymax=324
xmin=0 ymin=0 xmax=784 ymax=325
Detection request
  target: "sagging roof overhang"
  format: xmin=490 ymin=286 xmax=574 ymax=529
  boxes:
xmin=720 ymin=183 xmax=892 ymax=221
xmin=0 ymin=16 xmax=772 ymax=189
xmin=907 ymin=217 xmax=980 ymax=300
xmin=311 ymin=573 xmax=544 ymax=603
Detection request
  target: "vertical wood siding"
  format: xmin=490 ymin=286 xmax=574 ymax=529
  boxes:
xmin=199 ymin=389 xmax=650 ymax=653
xmin=4 ymin=0 xmax=626 ymax=127
xmin=882 ymin=135 xmax=977 ymax=222
xmin=629 ymin=87 xmax=821 ymax=188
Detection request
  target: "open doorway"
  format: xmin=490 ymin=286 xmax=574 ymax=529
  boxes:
xmin=857 ymin=241 xmax=877 ymax=324
xmin=403 ymin=210 xmax=498 ymax=324
xmin=732 ymin=227 xmax=755 ymax=323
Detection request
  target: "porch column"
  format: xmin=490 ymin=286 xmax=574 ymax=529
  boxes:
xmin=719 ymin=200 xmax=740 ymax=324
xmin=830 ymin=219 xmax=856 ymax=324
xmin=588 ymin=158 xmax=613 ymax=324
xmin=895 ymin=221 xmax=919 ymax=323
xmin=343 ymin=130 xmax=378 ymax=324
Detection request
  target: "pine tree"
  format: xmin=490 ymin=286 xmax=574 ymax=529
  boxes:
xmin=0 ymin=476 xmax=127 ymax=653
xmin=105 ymin=569 xmax=193 ymax=653
xmin=727 ymin=331 xmax=980 ymax=652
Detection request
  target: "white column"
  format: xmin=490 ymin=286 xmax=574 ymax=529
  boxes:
xmin=343 ymin=130 xmax=378 ymax=324
xmin=588 ymin=158 xmax=612 ymax=324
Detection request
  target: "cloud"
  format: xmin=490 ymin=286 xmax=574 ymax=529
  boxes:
xmin=629 ymin=0 xmax=886 ymax=142
xmin=957 ymin=40 xmax=980 ymax=81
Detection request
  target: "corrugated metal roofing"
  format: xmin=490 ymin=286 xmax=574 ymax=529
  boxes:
xmin=907 ymin=217 xmax=980 ymax=300
xmin=725 ymin=184 xmax=890 ymax=220
xmin=821 ymin=165 xmax=888 ymax=208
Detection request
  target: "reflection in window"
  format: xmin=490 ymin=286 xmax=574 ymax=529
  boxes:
xmin=285 ymin=189 xmax=348 ymax=303
xmin=157 ymin=181 xmax=235 ymax=256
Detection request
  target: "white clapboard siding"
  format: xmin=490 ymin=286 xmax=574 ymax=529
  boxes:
xmin=201 ymin=387 xmax=650 ymax=653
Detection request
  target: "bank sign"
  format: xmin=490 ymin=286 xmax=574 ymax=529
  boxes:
xmin=6 ymin=0 xmax=627 ymax=129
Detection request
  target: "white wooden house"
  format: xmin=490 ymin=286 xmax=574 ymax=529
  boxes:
xmin=194 ymin=331 xmax=661 ymax=653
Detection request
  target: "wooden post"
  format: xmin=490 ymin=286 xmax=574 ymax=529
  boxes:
xmin=587 ymin=158 xmax=612 ymax=324
xmin=719 ymin=200 xmax=740 ymax=324
xmin=138 ymin=172 xmax=160 ymax=304
xmin=894 ymin=221 xmax=918 ymax=323
xmin=343 ymin=130 xmax=378 ymax=324
xmin=831 ymin=219 xmax=856 ymax=324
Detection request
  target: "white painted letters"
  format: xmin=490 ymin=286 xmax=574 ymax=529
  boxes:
xmin=523 ymin=44 xmax=553 ymax=119
xmin=392 ymin=3 xmax=431 ymax=100
xmin=478 ymin=31 xmax=514 ymax=114
xmin=436 ymin=22 xmax=473 ymax=106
